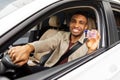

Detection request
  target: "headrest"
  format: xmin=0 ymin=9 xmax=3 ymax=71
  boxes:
xmin=48 ymin=16 xmax=60 ymax=28
xmin=88 ymin=18 xmax=96 ymax=29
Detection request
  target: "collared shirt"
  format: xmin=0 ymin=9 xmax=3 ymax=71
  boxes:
xmin=58 ymin=41 xmax=75 ymax=65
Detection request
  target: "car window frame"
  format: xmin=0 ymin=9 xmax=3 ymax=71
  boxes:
xmin=110 ymin=2 xmax=120 ymax=40
xmin=102 ymin=1 xmax=119 ymax=45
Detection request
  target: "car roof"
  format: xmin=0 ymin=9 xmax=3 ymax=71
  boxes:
xmin=0 ymin=0 xmax=58 ymax=37
xmin=109 ymin=0 xmax=120 ymax=3
xmin=0 ymin=0 xmax=35 ymax=19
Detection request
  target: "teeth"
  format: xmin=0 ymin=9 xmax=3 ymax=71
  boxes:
xmin=73 ymin=29 xmax=79 ymax=32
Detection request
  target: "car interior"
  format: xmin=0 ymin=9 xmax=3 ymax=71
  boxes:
xmin=28 ymin=8 xmax=97 ymax=66
xmin=0 ymin=7 xmax=98 ymax=79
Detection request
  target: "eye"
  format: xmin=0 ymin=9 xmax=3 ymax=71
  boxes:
xmin=71 ymin=19 xmax=76 ymax=23
xmin=79 ymin=21 xmax=86 ymax=25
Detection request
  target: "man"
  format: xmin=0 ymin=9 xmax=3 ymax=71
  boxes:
xmin=8 ymin=11 xmax=100 ymax=72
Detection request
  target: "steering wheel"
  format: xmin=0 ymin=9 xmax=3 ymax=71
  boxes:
xmin=0 ymin=54 xmax=19 ymax=74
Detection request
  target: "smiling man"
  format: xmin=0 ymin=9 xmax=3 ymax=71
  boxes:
xmin=69 ymin=12 xmax=88 ymax=43
xmin=8 ymin=11 xmax=100 ymax=74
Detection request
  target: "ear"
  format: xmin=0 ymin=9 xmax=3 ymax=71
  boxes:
xmin=85 ymin=24 xmax=88 ymax=30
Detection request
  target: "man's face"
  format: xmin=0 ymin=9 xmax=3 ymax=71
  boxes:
xmin=69 ymin=14 xmax=88 ymax=37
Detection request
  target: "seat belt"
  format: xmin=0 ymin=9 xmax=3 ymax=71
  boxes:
xmin=54 ymin=41 xmax=83 ymax=66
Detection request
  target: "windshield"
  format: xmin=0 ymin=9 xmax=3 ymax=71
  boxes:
xmin=0 ymin=0 xmax=35 ymax=19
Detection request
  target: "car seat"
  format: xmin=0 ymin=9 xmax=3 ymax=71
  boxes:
xmin=87 ymin=17 xmax=96 ymax=30
xmin=28 ymin=15 xmax=61 ymax=66
xmin=40 ymin=16 xmax=61 ymax=40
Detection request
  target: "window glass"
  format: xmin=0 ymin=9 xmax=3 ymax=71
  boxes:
xmin=112 ymin=10 xmax=120 ymax=39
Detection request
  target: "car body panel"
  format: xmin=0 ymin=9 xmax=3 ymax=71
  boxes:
xmin=0 ymin=0 xmax=58 ymax=37
xmin=59 ymin=42 xmax=120 ymax=80
xmin=0 ymin=0 xmax=35 ymax=19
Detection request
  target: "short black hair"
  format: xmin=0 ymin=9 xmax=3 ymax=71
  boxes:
xmin=71 ymin=11 xmax=88 ymax=20
xmin=67 ymin=11 xmax=88 ymax=24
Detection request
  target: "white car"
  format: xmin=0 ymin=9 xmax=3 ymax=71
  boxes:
xmin=0 ymin=0 xmax=120 ymax=80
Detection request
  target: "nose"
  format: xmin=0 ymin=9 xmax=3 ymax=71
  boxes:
xmin=74 ymin=22 xmax=79 ymax=28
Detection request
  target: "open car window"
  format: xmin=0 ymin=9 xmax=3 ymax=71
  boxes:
xmin=13 ymin=7 xmax=98 ymax=45
xmin=12 ymin=7 xmax=98 ymax=77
